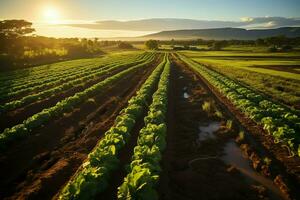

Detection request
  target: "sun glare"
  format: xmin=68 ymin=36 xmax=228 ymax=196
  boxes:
xmin=43 ymin=6 xmax=60 ymax=24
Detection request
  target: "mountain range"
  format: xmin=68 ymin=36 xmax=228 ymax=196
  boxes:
xmin=140 ymin=27 xmax=300 ymax=40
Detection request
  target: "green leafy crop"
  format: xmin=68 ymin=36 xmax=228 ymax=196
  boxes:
xmin=58 ymin=54 xmax=167 ymax=200
xmin=117 ymin=55 xmax=170 ymax=200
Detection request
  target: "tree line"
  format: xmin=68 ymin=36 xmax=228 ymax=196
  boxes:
xmin=1 ymin=19 xmax=299 ymax=71
xmin=0 ymin=20 xmax=135 ymax=71
xmin=155 ymin=36 xmax=300 ymax=51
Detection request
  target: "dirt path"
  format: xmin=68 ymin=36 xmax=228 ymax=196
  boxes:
xmin=0 ymin=59 xmax=159 ymax=200
xmin=159 ymin=59 xmax=288 ymax=200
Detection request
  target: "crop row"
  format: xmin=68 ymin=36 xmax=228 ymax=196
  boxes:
xmin=0 ymin=54 xmax=156 ymax=150
xmin=117 ymin=56 xmax=170 ymax=200
xmin=0 ymin=57 xmax=109 ymax=88
xmin=0 ymin=53 xmax=154 ymax=113
xmin=0 ymin=53 xmax=148 ymax=100
xmin=58 ymin=54 xmax=168 ymax=200
xmin=0 ymin=54 xmax=139 ymax=97
xmin=0 ymin=52 xmax=143 ymax=84
xmin=179 ymin=54 xmax=300 ymax=156
xmin=0 ymin=58 xmax=99 ymax=83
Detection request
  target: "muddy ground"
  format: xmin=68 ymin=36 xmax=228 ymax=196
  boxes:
xmin=158 ymin=59 xmax=293 ymax=200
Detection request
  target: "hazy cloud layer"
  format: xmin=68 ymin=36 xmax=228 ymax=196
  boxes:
xmin=242 ymin=17 xmax=300 ymax=28
xmin=64 ymin=17 xmax=300 ymax=31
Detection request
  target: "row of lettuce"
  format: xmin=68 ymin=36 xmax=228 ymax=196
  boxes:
xmin=0 ymin=51 xmax=143 ymax=87
xmin=0 ymin=57 xmax=109 ymax=91
xmin=178 ymin=53 xmax=300 ymax=157
xmin=117 ymin=55 xmax=170 ymax=200
xmin=0 ymin=58 xmax=107 ymax=93
xmin=0 ymin=54 xmax=140 ymax=100
xmin=0 ymin=53 xmax=156 ymax=151
xmin=0 ymin=53 xmax=148 ymax=102
xmin=0 ymin=53 xmax=153 ymax=113
xmin=58 ymin=54 xmax=169 ymax=200
xmin=0 ymin=58 xmax=100 ymax=84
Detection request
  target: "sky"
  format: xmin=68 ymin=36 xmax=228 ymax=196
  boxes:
xmin=1 ymin=0 xmax=300 ymax=21
xmin=0 ymin=0 xmax=299 ymax=38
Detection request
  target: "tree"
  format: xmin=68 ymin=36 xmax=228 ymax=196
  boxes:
xmin=208 ymin=40 xmax=228 ymax=50
xmin=0 ymin=20 xmax=35 ymax=55
xmin=0 ymin=20 xmax=35 ymax=38
xmin=255 ymin=38 xmax=265 ymax=46
xmin=145 ymin=40 xmax=159 ymax=50
xmin=264 ymin=35 xmax=290 ymax=47
xmin=118 ymin=41 xmax=134 ymax=49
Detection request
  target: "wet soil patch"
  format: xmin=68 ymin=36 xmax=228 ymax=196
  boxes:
xmin=184 ymin=57 xmax=300 ymax=199
xmin=158 ymin=59 xmax=286 ymax=200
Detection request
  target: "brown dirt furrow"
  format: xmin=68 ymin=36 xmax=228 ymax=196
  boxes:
xmin=97 ymin=111 xmax=147 ymax=200
xmin=159 ymin=59 xmax=261 ymax=200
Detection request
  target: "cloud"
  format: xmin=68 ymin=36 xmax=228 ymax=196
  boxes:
xmin=240 ymin=17 xmax=300 ymax=29
xmin=62 ymin=17 xmax=300 ymax=31
xmin=240 ymin=17 xmax=253 ymax=22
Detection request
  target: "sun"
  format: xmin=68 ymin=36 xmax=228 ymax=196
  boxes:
xmin=43 ymin=6 xmax=60 ymax=24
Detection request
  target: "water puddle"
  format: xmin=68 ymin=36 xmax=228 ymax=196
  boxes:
xmin=222 ymin=140 xmax=287 ymax=200
xmin=183 ymin=86 xmax=190 ymax=99
xmin=183 ymin=92 xmax=190 ymax=99
xmin=198 ymin=121 xmax=221 ymax=141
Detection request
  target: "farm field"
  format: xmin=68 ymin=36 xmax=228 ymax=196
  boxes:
xmin=1 ymin=0 xmax=300 ymax=199
xmin=181 ymin=50 xmax=300 ymax=108
xmin=0 ymin=51 xmax=299 ymax=200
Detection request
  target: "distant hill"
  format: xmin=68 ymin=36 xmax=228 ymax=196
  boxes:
xmin=66 ymin=17 xmax=300 ymax=31
xmin=140 ymin=27 xmax=300 ymax=40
